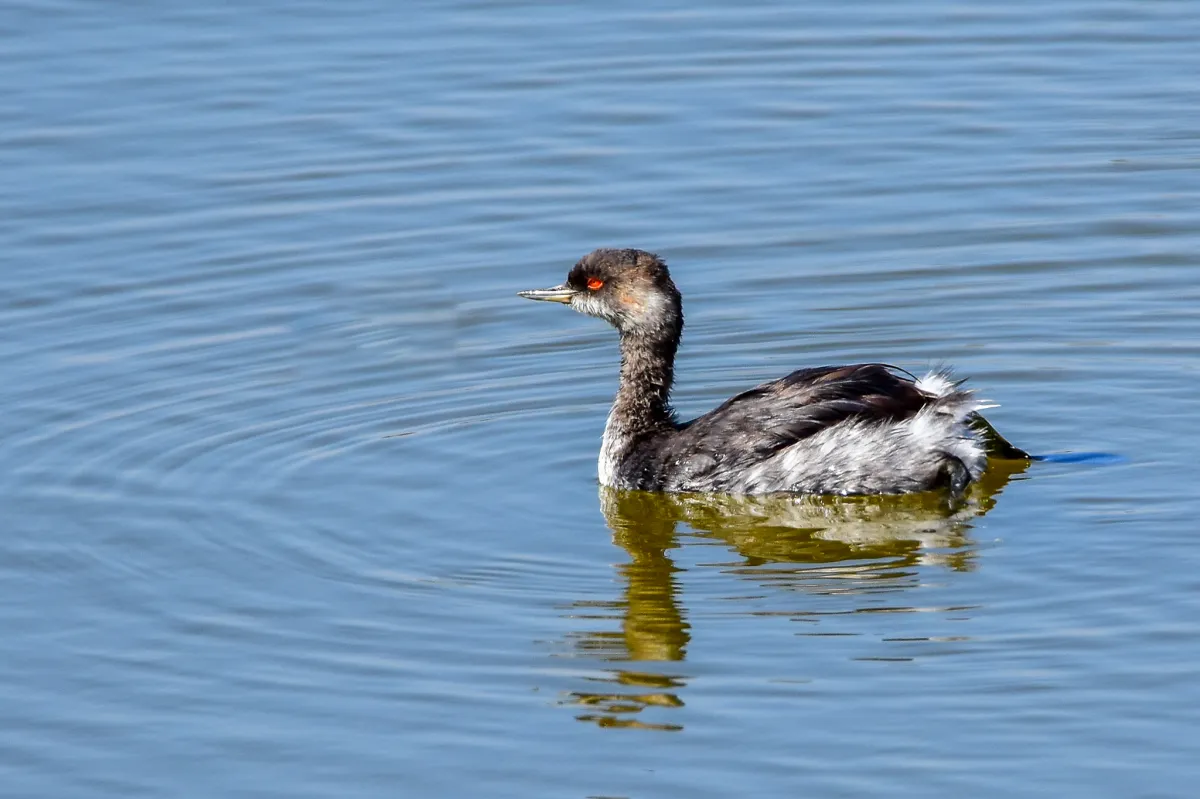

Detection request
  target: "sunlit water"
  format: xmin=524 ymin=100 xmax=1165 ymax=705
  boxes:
xmin=3 ymin=2 xmax=1200 ymax=797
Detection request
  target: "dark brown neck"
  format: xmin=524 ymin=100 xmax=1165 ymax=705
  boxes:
xmin=613 ymin=331 xmax=678 ymax=434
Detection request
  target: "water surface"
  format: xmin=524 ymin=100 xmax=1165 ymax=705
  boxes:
xmin=3 ymin=2 xmax=1200 ymax=797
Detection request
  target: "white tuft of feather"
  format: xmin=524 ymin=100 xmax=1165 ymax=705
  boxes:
xmin=914 ymin=371 xmax=957 ymax=399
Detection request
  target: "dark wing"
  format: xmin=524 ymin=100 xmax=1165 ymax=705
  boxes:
xmin=676 ymin=363 xmax=932 ymax=459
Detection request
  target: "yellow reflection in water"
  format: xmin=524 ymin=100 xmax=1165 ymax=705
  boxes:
xmin=564 ymin=459 xmax=1027 ymax=730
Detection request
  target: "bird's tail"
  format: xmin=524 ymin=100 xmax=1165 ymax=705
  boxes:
xmin=914 ymin=369 xmax=1032 ymax=460
xmin=968 ymin=412 xmax=1033 ymax=460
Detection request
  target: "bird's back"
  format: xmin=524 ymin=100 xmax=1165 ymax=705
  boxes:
xmin=606 ymin=364 xmax=994 ymax=495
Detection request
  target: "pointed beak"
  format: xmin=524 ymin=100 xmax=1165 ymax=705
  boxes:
xmin=517 ymin=284 xmax=576 ymax=304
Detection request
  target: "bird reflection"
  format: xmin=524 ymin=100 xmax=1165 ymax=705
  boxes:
xmin=564 ymin=458 xmax=1027 ymax=730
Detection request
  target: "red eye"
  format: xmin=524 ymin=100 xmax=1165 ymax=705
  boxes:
xmin=587 ymin=277 xmax=604 ymax=291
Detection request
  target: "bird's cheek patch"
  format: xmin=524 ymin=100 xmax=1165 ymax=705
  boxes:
xmin=616 ymin=289 xmax=642 ymax=310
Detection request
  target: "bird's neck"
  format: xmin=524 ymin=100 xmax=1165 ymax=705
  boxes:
xmin=611 ymin=331 xmax=678 ymax=435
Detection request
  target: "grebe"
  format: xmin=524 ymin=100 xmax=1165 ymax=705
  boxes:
xmin=519 ymin=248 xmax=1028 ymax=496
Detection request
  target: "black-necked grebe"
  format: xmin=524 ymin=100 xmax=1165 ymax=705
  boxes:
xmin=519 ymin=248 xmax=1028 ymax=496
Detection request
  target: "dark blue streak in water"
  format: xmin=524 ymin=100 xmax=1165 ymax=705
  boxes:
xmin=1031 ymin=452 xmax=1128 ymax=465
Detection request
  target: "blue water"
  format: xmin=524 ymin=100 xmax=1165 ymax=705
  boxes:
xmin=1033 ymin=452 xmax=1126 ymax=464
xmin=3 ymin=2 xmax=1200 ymax=797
